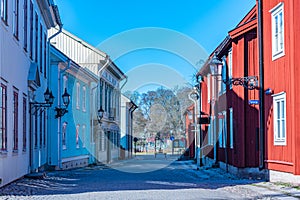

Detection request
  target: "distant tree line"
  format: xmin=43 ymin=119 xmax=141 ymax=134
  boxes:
xmin=124 ymin=86 xmax=193 ymax=141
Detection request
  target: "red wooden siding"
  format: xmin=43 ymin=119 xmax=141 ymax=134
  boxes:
xmin=263 ymin=0 xmax=300 ymax=175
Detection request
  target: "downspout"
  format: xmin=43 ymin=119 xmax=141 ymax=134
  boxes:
xmin=258 ymin=0 xmax=265 ymax=170
xmin=57 ymin=59 xmax=71 ymax=169
xmin=90 ymin=83 xmax=98 ymax=163
xmin=47 ymin=24 xmax=62 ymax=167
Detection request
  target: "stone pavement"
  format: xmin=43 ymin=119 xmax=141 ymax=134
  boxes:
xmin=0 ymin=155 xmax=299 ymax=199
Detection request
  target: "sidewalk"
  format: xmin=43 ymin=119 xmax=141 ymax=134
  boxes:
xmin=195 ymin=164 xmax=300 ymax=200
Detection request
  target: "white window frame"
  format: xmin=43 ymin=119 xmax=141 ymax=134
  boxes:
xmin=229 ymin=107 xmax=234 ymax=149
xmin=273 ymin=92 xmax=286 ymax=145
xmin=13 ymin=0 xmax=19 ymax=39
xmin=220 ymin=56 xmax=227 ymax=95
xmin=218 ymin=111 xmax=226 ymax=148
xmin=82 ymin=86 xmax=86 ymax=112
xmin=228 ymin=49 xmax=233 ymax=89
xmin=76 ymin=82 xmax=80 ymax=109
xmin=270 ymin=2 xmax=285 ymax=60
xmin=207 ymin=74 xmax=211 ymax=103
xmin=62 ymin=121 xmax=68 ymax=150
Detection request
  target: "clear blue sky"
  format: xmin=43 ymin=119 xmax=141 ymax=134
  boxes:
xmin=55 ymin=0 xmax=256 ymax=92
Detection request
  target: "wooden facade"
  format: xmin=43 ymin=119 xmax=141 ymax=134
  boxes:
xmin=198 ymin=6 xmax=261 ymax=174
xmin=262 ymin=0 xmax=300 ymax=176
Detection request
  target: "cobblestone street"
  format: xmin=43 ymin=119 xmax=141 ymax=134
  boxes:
xmin=0 ymin=155 xmax=299 ymax=200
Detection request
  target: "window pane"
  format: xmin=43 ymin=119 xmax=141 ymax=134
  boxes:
xmin=277 ymin=119 xmax=281 ymax=138
xmin=282 ymin=119 xmax=285 ymax=138
xmin=277 ymin=102 xmax=280 ymax=119
xmin=281 ymin=100 xmax=285 ymax=118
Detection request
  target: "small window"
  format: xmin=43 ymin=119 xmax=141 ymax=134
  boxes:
xmin=0 ymin=84 xmax=7 ymax=151
xmin=1 ymin=0 xmax=8 ymax=24
xmin=13 ymin=90 xmax=19 ymax=151
xmin=273 ymin=92 xmax=286 ymax=145
xmin=23 ymin=0 xmax=28 ymax=51
xmin=29 ymin=1 xmax=33 ymax=59
xmin=207 ymin=74 xmax=211 ymax=103
xmin=218 ymin=111 xmax=226 ymax=148
xmin=13 ymin=0 xmax=20 ymax=39
xmin=76 ymin=82 xmax=80 ymax=109
xmin=22 ymin=96 xmax=27 ymax=151
xmin=82 ymin=86 xmax=86 ymax=112
xmin=228 ymin=49 xmax=233 ymax=89
xmin=270 ymin=2 xmax=285 ymax=60
xmin=62 ymin=121 xmax=68 ymax=149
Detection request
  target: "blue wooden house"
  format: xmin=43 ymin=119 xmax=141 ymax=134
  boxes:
xmin=48 ymin=45 xmax=98 ymax=169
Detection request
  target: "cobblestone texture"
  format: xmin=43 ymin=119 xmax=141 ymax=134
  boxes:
xmin=0 ymin=155 xmax=298 ymax=200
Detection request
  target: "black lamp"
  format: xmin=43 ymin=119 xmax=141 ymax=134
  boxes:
xmin=97 ymin=106 xmax=104 ymax=124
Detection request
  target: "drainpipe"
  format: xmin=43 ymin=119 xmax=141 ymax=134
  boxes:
xmin=258 ymin=0 xmax=265 ymax=170
xmin=47 ymin=21 xmax=63 ymax=167
xmin=57 ymin=60 xmax=71 ymax=169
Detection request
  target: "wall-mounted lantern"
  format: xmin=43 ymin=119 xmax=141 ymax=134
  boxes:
xmin=97 ymin=106 xmax=104 ymax=124
xmin=55 ymin=88 xmax=70 ymax=118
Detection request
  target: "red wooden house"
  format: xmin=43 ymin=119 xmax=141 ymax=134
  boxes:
xmin=198 ymin=6 xmax=264 ymax=177
xmin=262 ymin=0 xmax=300 ymax=182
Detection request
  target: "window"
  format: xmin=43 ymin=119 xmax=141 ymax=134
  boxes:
xmin=76 ymin=82 xmax=80 ymax=109
xmin=228 ymin=49 xmax=233 ymax=89
xmin=218 ymin=111 xmax=226 ymax=148
xmin=43 ymin=33 xmax=47 ymax=78
xmin=23 ymin=96 xmax=27 ymax=151
xmin=229 ymin=108 xmax=234 ymax=148
xmin=220 ymin=56 xmax=227 ymax=94
xmin=29 ymin=1 xmax=33 ymax=59
xmin=13 ymin=0 xmax=19 ymax=39
xmin=270 ymin=2 xmax=285 ymax=60
xmin=39 ymin=110 xmax=42 ymax=147
xmin=43 ymin=112 xmax=46 ymax=146
xmin=100 ymin=80 xmax=103 ymax=108
xmin=273 ymin=92 xmax=286 ymax=145
xmin=62 ymin=121 xmax=67 ymax=149
xmin=76 ymin=124 xmax=80 ymax=148
xmin=39 ymin=24 xmax=43 ymax=73
xmin=35 ymin=12 xmax=38 ymax=62
xmin=0 ymin=84 xmax=7 ymax=151
xmin=208 ymin=116 xmax=215 ymax=145
xmin=82 ymin=125 xmax=86 ymax=148
xmin=23 ymin=0 xmax=28 ymax=50
xmin=34 ymin=112 xmax=37 ymax=147
xmin=13 ymin=90 xmax=19 ymax=151
xmin=1 ymin=0 xmax=8 ymax=24
xmin=82 ymin=86 xmax=86 ymax=112
xmin=207 ymin=74 xmax=211 ymax=102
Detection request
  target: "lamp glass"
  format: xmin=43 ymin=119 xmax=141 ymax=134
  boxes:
xmin=98 ymin=106 xmax=104 ymax=120
xmin=62 ymin=88 xmax=70 ymax=107
xmin=44 ymin=88 xmax=50 ymax=103
xmin=209 ymin=54 xmax=223 ymax=76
